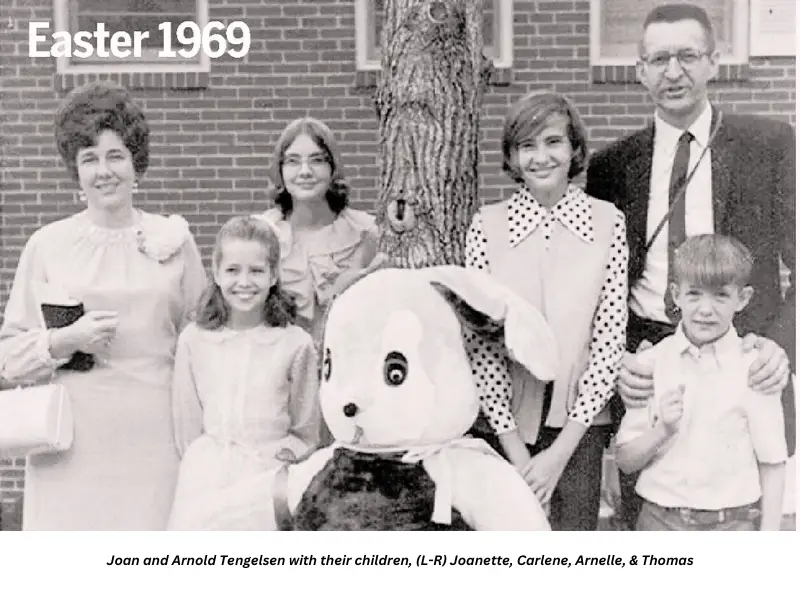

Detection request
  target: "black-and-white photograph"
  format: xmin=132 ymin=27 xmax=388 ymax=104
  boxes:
xmin=0 ymin=0 xmax=796 ymax=556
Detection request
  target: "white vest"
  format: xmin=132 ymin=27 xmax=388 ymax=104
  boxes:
xmin=481 ymin=195 xmax=617 ymax=443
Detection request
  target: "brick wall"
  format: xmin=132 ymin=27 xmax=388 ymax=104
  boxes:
xmin=0 ymin=0 xmax=795 ymax=525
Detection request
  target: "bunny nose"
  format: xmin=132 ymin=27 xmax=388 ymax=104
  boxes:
xmin=343 ymin=402 xmax=359 ymax=418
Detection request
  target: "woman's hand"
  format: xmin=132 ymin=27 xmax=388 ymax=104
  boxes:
xmin=50 ymin=310 xmax=119 ymax=357
xmin=498 ymin=430 xmax=531 ymax=473
xmin=743 ymin=334 xmax=791 ymax=395
xmin=521 ymin=447 xmax=569 ymax=506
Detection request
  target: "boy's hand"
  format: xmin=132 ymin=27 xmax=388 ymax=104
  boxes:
xmin=742 ymin=334 xmax=790 ymax=395
xmin=659 ymin=386 xmax=685 ymax=434
xmin=618 ymin=340 xmax=655 ymax=407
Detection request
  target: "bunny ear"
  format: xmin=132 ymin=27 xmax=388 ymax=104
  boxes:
xmin=500 ymin=293 xmax=559 ymax=382
xmin=422 ymin=266 xmax=559 ymax=382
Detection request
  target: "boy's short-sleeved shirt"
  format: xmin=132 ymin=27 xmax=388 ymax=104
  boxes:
xmin=615 ymin=325 xmax=787 ymax=510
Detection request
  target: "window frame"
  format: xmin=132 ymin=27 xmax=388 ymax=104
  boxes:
xmin=53 ymin=0 xmax=210 ymax=75
xmin=354 ymin=0 xmax=513 ymax=72
xmin=749 ymin=0 xmax=796 ymax=57
xmin=588 ymin=0 xmax=749 ymax=67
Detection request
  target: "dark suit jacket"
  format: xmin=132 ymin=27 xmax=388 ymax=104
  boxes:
xmin=585 ymin=110 xmax=796 ymax=367
xmin=586 ymin=110 xmax=796 ymax=455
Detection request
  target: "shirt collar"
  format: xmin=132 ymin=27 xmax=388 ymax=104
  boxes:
xmin=654 ymin=100 xmax=713 ymax=149
xmin=507 ymin=183 xmax=594 ymax=247
xmin=672 ymin=322 xmax=740 ymax=365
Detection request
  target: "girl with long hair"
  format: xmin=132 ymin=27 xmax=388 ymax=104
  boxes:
xmin=167 ymin=216 xmax=320 ymax=530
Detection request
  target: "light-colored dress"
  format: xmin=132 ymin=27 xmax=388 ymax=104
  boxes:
xmin=167 ymin=322 xmax=319 ymax=531
xmin=0 ymin=211 xmax=207 ymax=530
xmin=258 ymin=207 xmax=378 ymax=343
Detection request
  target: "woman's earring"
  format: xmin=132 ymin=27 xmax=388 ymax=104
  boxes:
xmin=132 ymin=180 xmax=139 ymax=194
xmin=77 ymin=190 xmax=87 ymax=204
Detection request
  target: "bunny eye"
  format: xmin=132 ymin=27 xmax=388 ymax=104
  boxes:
xmin=322 ymin=348 xmax=332 ymax=381
xmin=384 ymin=351 xmax=408 ymax=386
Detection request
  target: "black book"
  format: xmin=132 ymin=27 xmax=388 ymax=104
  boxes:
xmin=41 ymin=303 xmax=94 ymax=372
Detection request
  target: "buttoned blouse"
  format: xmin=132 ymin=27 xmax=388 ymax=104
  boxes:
xmin=171 ymin=322 xmax=320 ymax=459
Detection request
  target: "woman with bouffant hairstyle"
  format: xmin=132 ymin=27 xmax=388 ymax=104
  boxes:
xmin=0 ymin=81 xmax=206 ymax=530
xmin=54 ymin=82 xmax=151 ymax=183
xmin=257 ymin=117 xmax=380 ymax=343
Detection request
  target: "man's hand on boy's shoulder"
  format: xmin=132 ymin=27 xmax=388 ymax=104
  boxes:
xmin=742 ymin=334 xmax=791 ymax=396
xmin=619 ymin=340 xmax=656 ymax=408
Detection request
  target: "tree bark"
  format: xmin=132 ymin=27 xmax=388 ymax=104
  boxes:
xmin=375 ymin=0 xmax=485 ymax=268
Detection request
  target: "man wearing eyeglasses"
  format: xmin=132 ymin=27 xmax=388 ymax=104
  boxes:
xmin=585 ymin=3 xmax=795 ymax=530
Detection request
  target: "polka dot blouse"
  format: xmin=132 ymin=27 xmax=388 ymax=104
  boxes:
xmin=465 ymin=184 xmax=628 ymax=434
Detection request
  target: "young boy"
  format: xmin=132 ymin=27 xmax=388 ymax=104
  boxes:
xmin=614 ymin=234 xmax=787 ymax=531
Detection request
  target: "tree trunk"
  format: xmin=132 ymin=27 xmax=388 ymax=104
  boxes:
xmin=375 ymin=0 xmax=485 ymax=268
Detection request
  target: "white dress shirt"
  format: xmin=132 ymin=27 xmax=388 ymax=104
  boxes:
xmin=615 ymin=325 xmax=788 ymax=510
xmin=630 ymin=101 xmax=716 ymax=323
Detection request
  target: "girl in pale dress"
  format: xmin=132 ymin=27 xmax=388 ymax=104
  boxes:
xmin=167 ymin=216 xmax=320 ymax=531
xmin=0 ymin=81 xmax=207 ymax=530
xmin=257 ymin=117 xmax=382 ymax=346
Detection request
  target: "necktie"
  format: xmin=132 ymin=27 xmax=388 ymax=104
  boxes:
xmin=664 ymin=131 xmax=694 ymax=322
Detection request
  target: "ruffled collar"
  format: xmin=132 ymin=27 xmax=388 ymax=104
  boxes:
xmin=74 ymin=210 xmax=190 ymax=264
xmin=256 ymin=207 xmax=375 ymax=258
xmin=74 ymin=210 xmax=139 ymax=245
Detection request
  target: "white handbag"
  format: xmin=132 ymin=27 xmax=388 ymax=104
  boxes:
xmin=0 ymin=383 xmax=74 ymax=458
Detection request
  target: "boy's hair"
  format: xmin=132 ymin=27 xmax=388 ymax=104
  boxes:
xmin=673 ymin=234 xmax=754 ymax=289
xmin=196 ymin=216 xmax=296 ymax=330
xmin=501 ymin=90 xmax=589 ymax=183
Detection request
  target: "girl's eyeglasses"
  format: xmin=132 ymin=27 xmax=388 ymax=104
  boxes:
xmin=283 ymin=154 xmax=330 ymax=171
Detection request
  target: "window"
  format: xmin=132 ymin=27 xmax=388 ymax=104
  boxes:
xmin=749 ymin=0 xmax=796 ymax=56
xmin=355 ymin=0 xmax=513 ymax=71
xmin=53 ymin=0 xmax=209 ymax=74
xmin=589 ymin=0 xmax=748 ymax=66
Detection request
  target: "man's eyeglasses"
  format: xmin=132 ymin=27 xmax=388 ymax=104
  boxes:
xmin=640 ymin=49 xmax=710 ymax=69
